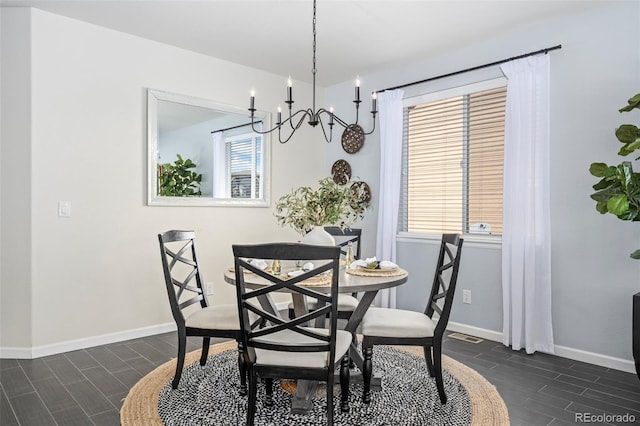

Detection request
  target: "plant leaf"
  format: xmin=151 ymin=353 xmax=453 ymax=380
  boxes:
xmin=589 ymin=162 xmax=608 ymax=177
xmin=619 ymin=93 xmax=640 ymax=112
xmin=606 ymin=194 xmax=629 ymax=216
xmin=631 ymin=249 xmax=640 ymax=259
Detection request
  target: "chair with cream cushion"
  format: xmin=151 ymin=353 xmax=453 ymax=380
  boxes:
xmin=158 ymin=230 xmax=245 ymax=392
xmin=288 ymin=227 xmax=362 ymax=320
xmin=233 ymin=242 xmax=351 ymax=426
xmin=361 ymin=233 xmax=463 ymax=405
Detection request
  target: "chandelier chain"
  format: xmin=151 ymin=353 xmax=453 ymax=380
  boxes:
xmin=312 ymin=0 xmax=317 ymax=75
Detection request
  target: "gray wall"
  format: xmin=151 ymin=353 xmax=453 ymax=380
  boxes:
xmin=326 ymin=1 xmax=640 ymax=369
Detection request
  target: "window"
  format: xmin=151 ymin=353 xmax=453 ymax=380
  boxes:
xmin=399 ymin=80 xmax=506 ymax=236
xmin=225 ymin=133 xmax=262 ymax=199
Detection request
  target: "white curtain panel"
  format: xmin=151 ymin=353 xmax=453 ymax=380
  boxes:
xmin=375 ymin=89 xmax=404 ymax=309
xmin=212 ymin=132 xmax=226 ymax=198
xmin=500 ymin=55 xmax=554 ymax=354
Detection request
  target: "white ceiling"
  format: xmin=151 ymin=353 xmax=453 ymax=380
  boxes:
xmin=1 ymin=0 xmax=606 ymax=86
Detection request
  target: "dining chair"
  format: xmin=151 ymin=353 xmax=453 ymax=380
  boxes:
xmin=158 ymin=230 xmax=246 ymax=392
xmin=324 ymin=226 xmax=362 ymax=260
xmin=288 ymin=227 xmax=362 ymax=320
xmin=360 ymin=233 xmax=463 ymax=405
xmin=233 ymin=242 xmax=351 ymax=426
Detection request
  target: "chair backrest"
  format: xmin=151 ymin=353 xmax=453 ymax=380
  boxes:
xmin=425 ymin=234 xmax=464 ymax=337
xmin=324 ymin=226 xmax=362 ymax=259
xmin=158 ymin=230 xmax=208 ymax=326
xmin=232 ymin=243 xmax=341 ymax=366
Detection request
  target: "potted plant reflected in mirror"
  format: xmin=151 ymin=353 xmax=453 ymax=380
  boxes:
xmin=158 ymin=154 xmax=203 ymax=197
xmin=275 ymin=177 xmax=371 ymax=245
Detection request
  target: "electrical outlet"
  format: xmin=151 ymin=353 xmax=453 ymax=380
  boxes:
xmin=205 ymin=282 xmax=214 ymax=295
xmin=462 ymin=289 xmax=471 ymax=304
xmin=58 ymin=201 xmax=72 ymax=217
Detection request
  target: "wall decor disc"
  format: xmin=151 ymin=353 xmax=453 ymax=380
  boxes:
xmin=350 ymin=181 xmax=372 ymax=211
xmin=341 ymin=124 xmax=365 ymax=154
xmin=331 ymin=159 xmax=352 ymax=185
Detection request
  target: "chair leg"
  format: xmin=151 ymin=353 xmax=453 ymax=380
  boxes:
xmin=423 ymin=345 xmax=434 ymax=377
xmin=433 ymin=343 xmax=447 ymax=404
xmin=246 ymin=370 xmax=257 ymax=426
xmin=349 ymin=333 xmax=357 ymax=368
xmin=340 ymin=354 xmax=350 ymax=413
xmin=362 ymin=346 xmax=373 ymax=404
xmin=264 ymin=378 xmax=274 ymax=406
xmin=326 ymin=370 xmax=334 ymax=425
xmin=200 ymin=337 xmax=210 ymax=366
xmin=238 ymin=343 xmax=247 ymax=396
xmin=172 ymin=328 xmax=187 ymax=389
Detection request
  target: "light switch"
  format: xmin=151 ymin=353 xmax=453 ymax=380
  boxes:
xmin=58 ymin=201 xmax=71 ymax=217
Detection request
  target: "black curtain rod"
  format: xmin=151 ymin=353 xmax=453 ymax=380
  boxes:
xmin=378 ymin=44 xmax=562 ymax=93
xmin=211 ymin=121 xmax=262 ymax=134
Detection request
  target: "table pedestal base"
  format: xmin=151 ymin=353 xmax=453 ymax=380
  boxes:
xmin=290 ymin=373 xmax=382 ymax=415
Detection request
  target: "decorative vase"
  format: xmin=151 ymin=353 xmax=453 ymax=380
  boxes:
xmin=302 ymin=226 xmax=336 ymax=246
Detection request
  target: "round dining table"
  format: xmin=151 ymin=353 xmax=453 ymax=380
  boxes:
xmin=224 ymin=263 xmax=408 ymax=415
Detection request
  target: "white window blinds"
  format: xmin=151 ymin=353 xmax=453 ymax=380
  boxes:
xmin=226 ymin=135 xmax=262 ymax=199
xmin=400 ymin=85 xmax=506 ymax=235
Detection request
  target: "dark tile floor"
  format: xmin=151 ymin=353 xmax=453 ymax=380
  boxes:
xmin=1 ymin=332 xmax=639 ymax=425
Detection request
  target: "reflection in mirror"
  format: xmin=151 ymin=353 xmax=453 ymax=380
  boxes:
xmin=147 ymin=89 xmax=270 ymax=206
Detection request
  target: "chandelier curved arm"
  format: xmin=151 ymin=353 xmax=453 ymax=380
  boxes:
xmin=277 ymin=109 xmax=312 ymax=144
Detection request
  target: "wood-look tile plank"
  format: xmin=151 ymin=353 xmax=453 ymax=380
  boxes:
xmin=0 ymin=366 xmax=34 ymax=398
xmin=0 ymin=387 xmax=18 ymax=426
xmin=43 ymin=356 xmax=85 ymax=385
xmin=31 ymin=376 xmax=78 ymax=413
xmin=126 ymin=341 xmax=172 ymax=364
xmin=90 ymin=408 xmax=121 ymax=426
xmin=85 ymin=347 xmax=129 ymax=373
xmin=64 ymin=379 xmax=113 ymax=416
xmin=16 ymin=358 xmax=55 ymax=382
xmin=82 ymin=365 xmax=128 ymax=397
xmin=50 ymin=405 xmax=93 ymax=426
xmin=126 ymin=355 xmax=160 ymax=377
xmin=64 ymin=350 xmax=100 ymax=371
xmin=9 ymin=392 xmax=56 ymax=425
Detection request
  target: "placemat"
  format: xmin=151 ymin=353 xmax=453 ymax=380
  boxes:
xmin=346 ymin=267 xmax=407 ymax=277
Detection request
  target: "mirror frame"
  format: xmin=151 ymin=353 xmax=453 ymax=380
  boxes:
xmin=147 ymin=89 xmax=271 ymax=207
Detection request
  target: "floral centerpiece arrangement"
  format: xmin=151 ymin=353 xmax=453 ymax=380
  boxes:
xmin=275 ymin=177 xmax=371 ymax=235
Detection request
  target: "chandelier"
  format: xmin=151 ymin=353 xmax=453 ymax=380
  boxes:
xmin=249 ymin=0 xmax=377 ymax=144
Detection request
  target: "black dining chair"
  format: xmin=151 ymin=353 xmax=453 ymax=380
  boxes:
xmin=233 ymin=242 xmax=351 ymax=426
xmin=158 ymin=230 xmax=246 ymax=392
xmin=360 ymin=233 xmax=463 ymax=405
xmin=324 ymin=226 xmax=362 ymax=260
xmin=288 ymin=227 xmax=362 ymax=320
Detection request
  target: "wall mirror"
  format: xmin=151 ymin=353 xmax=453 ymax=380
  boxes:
xmin=147 ymin=89 xmax=271 ymax=207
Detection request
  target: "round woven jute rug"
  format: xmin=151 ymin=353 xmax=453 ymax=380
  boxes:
xmin=121 ymin=340 xmax=509 ymax=426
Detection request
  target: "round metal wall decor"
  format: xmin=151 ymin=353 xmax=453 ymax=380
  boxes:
xmin=331 ymin=159 xmax=352 ymax=185
xmin=341 ymin=124 xmax=365 ymax=154
xmin=350 ymin=181 xmax=372 ymax=211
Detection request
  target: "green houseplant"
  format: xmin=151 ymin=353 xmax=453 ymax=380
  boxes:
xmin=589 ymin=93 xmax=640 ymax=259
xmin=275 ymin=177 xmax=371 ymax=235
xmin=158 ymin=154 xmax=203 ymax=197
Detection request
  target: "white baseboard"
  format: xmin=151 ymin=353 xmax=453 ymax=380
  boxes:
xmin=0 ymin=322 xmax=177 ymax=359
xmin=447 ymin=321 xmax=503 ymax=343
xmin=447 ymin=321 xmax=636 ymax=374
xmin=2 ymin=319 xmax=637 ymax=375
xmin=0 ymin=304 xmax=294 ymax=360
